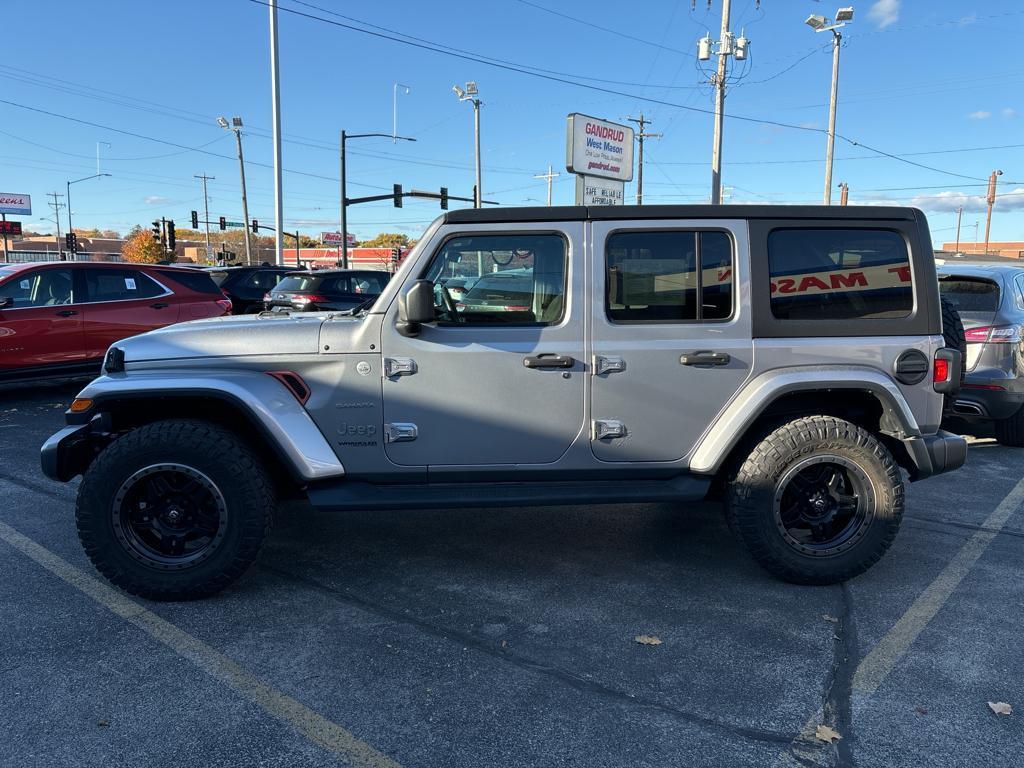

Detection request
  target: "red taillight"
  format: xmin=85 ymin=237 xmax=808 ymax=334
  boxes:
xmin=216 ymin=299 xmax=232 ymax=314
xmin=965 ymin=325 xmax=1021 ymax=344
xmin=505 ymin=305 xmax=530 ymax=311
xmin=933 ymin=358 xmax=949 ymax=383
xmin=291 ymin=293 xmax=327 ymax=305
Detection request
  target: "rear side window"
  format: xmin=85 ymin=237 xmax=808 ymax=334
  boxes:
xmin=156 ymin=269 xmax=221 ymax=295
xmin=605 ymin=230 xmax=733 ymax=323
xmin=938 ymin=276 xmax=1000 ymax=312
xmin=84 ymin=268 xmax=165 ymax=302
xmin=768 ymin=228 xmax=913 ymax=320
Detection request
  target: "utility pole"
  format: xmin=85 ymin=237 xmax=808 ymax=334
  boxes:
xmin=710 ymin=0 xmax=731 ymax=204
xmin=805 ymin=8 xmax=854 ymax=204
xmin=269 ymin=0 xmax=284 ymax=265
xmin=533 ymin=165 xmax=561 ymax=206
xmin=954 ymin=206 xmax=963 ymax=252
xmin=194 ymin=173 xmax=215 ymax=261
xmin=838 ymin=182 xmax=849 ymax=206
xmin=48 ymin=192 xmax=65 ymax=260
xmin=219 ymin=117 xmax=253 ymax=265
xmin=984 ymin=169 xmax=1003 ymax=254
xmin=627 ymin=113 xmax=662 ymax=205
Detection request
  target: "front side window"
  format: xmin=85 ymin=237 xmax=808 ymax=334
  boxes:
xmin=768 ymin=228 xmax=913 ymax=320
xmin=423 ymin=233 xmax=567 ymax=325
xmin=0 ymin=269 xmax=75 ymax=308
xmin=605 ymin=230 xmax=734 ymax=323
xmin=84 ymin=268 xmax=165 ymax=302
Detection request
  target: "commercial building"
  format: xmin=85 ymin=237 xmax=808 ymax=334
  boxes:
xmin=940 ymin=241 xmax=1024 ymax=259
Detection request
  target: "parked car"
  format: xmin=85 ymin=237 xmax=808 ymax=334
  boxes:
xmin=207 ymin=265 xmax=291 ymax=314
xmin=263 ymin=269 xmax=390 ymax=312
xmin=938 ymin=261 xmax=1024 ymax=445
xmin=454 ymin=269 xmax=536 ymax=318
xmin=42 ymin=204 xmax=965 ymax=600
xmin=0 ymin=261 xmax=230 ymax=382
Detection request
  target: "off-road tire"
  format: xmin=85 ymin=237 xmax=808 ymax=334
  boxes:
xmin=995 ymin=406 xmax=1024 ymax=447
xmin=941 ymin=295 xmax=967 ymax=414
xmin=76 ymin=419 xmax=274 ymax=601
xmin=725 ymin=416 xmax=904 ymax=585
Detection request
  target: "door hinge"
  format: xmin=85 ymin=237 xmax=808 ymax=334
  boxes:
xmin=384 ymin=357 xmax=417 ymax=378
xmin=593 ymin=419 xmax=627 ymax=440
xmin=384 ymin=423 xmax=418 ymax=443
xmin=593 ymin=355 xmax=626 ymax=375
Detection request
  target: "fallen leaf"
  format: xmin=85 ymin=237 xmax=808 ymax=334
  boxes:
xmin=822 ymin=614 xmax=839 ymax=624
xmin=988 ymin=701 xmax=1012 ymax=716
xmin=815 ymin=724 xmax=842 ymax=743
xmin=97 ymin=719 xmax=110 ymax=728
xmin=915 ymin=706 xmax=928 ymax=715
xmin=501 ymin=640 xmax=508 ymax=648
xmin=634 ymin=635 xmax=662 ymax=646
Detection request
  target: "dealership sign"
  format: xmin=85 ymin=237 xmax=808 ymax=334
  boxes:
xmin=576 ymin=175 xmax=625 ymax=206
xmin=322 ymin=231 xmax=357 ymax=246
xmin=0 ymin=193 xmax=31 ymax=216
xmin=566 ymin=114 xmax=633 ymax=182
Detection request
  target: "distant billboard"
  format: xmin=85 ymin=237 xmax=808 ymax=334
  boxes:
xmin=566 ymin=114 xmax=634 ymax=182
xmin=0 ymin=193 xmax=31 ymax=216
xmin=322 ymin=231 xmax=357 ymax=246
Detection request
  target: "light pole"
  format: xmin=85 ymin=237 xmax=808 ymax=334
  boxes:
xmin=218 ymin=116 xmax=253 ymax=265
xmin=955 ymin=206 xmax=963 ymax=253
xmin=339 ymin=130 xmax=416 ymax=268
xmin=95 ymin=141 xmax=111 ymax=176
xmin=194 ymin=173 xmax=215 ymax=261
xmin=393 ymin=83 xmax=411 ymax=143
xmin=66 ymin=173 xmax=111 ymax=239
xmin=806 ymin=7 xmax=854 ymax=205
xmin=453 ymin=82 xmax=482 ymax=208
xmin=269 ymin=0 xmax=284 ymax=265
xmin=984 ymin=169 xmax=1003 ymax=254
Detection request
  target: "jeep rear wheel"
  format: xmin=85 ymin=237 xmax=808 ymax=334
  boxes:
xmin=76 ymin=419 xmax=274 ymax=601
xmin=725 ymin=416 xmax=904 ymax=585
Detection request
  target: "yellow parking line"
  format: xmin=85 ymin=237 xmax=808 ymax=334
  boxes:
xmin=852 ymin=473 xmax=1024 ymax=695
xmin=0 ymin=520 xmax=401 ymax=768
xmin=776 ymin=473 xmax=1024 ymax=766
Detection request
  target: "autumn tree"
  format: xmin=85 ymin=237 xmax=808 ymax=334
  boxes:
xmin=121 ymin=226 xmax=165 ymax=264
xmin=361 ymin=232 xmax=410 ymax=248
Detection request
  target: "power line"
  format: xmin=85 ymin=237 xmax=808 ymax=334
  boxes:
xmin=255 ymin=0 xmax=989 ymax=183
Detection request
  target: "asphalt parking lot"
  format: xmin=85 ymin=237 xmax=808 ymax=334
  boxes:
xmin=1 ymin=381 xmax=1021 ymax=768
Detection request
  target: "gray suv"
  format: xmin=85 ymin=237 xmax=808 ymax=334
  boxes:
xmin=938 ymin=261 xmax=1024 ymax=444
xmin=41 ymin=205 xmax=965 ymax=600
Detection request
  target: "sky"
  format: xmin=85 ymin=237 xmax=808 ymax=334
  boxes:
xmin=2 ymin=0 xmax=1022 ymax=248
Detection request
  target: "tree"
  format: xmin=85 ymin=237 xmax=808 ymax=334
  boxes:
xmin=361 ymin=232 xmax=410 ymax=248
xmin=121 ymin=226 xmax=165 ymax=264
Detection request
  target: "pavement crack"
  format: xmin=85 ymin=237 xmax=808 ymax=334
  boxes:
xmin=822 ymin=583 xmax=858 ymax=768
xmin=258 ymin=562 xmax=800 ymax=747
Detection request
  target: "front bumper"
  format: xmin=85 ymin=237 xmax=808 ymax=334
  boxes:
xmin=902 ymin=430 xmax=968 ymax=481
xmin=40 ymin=421 xmax=108 ymax=482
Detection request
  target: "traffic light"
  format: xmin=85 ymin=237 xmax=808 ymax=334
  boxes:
xmin=166 ymin=220 xmax=176 ymax=251
xmin=393 ymin=184 xmax=403 ymax=208
xmin=191 ymin=210 xmax=199 ymax=228
xmin=151 ymin=220 xmax=162 ymax=243
xmin=65 ymin=232 xmax=77 ymax=252
xmin=219 ymin=216 xmax=226 ymax=231
xmin=251 ymin=219 xmax=259 ymax=233
xmin=440 ymin=187 xmax=449 ymax=210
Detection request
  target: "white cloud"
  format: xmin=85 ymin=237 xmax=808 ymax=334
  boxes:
xmin=967 ymin=110 xmax=991 ymax=120
xmin=144 ymin=195 xmax=170 ymax=205
xmin=1002 ymin=108 xmax=1018 ymax=118
xmin=908 ymin=188 xmax=1024 ymax=214
xmin=868 ymin=0 xmax=900 ymax=28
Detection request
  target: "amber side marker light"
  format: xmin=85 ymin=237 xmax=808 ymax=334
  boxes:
xmin=69 ymin=398 xmax=93 ymax=413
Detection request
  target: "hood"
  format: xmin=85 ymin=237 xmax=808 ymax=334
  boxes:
xmin=115 ymin=313 xmax=327 ymax=364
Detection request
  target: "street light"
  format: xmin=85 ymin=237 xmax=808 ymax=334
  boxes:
xmin=393 ymin=83 xmax=411 ymax=143
xmin=339 ymin=130 xmax=416 ymax=268
xmin=66 ymin=173 xmax=111 ymax=243
xmin=218 ymin=115 xmax=253 ymax=264
xmin=805 ymin=6 xmax=854 ymax=205
xmin=453 ymin=81 xmax=482 ymax=208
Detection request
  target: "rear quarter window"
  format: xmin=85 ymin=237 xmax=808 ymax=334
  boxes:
xmin=938 ymin=276 xmax=1000 ymax=312
xmin=768 ymin=228 xmax=913 ymax=320
xmin=156 ymin=269 xmax=222 ymax=295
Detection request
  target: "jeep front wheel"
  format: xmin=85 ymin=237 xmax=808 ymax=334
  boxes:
xmin=725 ymin=416 xmax=904 ymax=585
xmin=76 ymin=419 xmax=274 ymax=601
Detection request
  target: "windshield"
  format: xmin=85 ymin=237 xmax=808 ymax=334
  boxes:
xmin=275 ymin=275 xmax=324 ymax=292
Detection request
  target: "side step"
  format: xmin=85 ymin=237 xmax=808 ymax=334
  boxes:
xmin=306 ymin=476 xmax=711 ymax=512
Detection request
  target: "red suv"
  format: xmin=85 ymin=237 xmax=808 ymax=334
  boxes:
xmin=0 ymin=262 xmax=230 ymax=381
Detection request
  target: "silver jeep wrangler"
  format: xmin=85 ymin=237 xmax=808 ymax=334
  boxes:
xmin=42 ymin=205 xmax=966 ymax=600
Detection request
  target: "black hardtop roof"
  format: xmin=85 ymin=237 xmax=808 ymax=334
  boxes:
xmin=444 ymin=204 xmax=921 ymax=225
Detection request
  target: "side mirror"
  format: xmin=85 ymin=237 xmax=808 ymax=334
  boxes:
xmin=0 ymin=296 xmax=11 ymax=310
xmin=397 ymin=280 xmax=436 ymax=337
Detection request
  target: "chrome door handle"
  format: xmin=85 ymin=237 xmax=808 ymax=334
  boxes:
xmin=523 ymin=354 xmax=574 ymax=369
xmin=680 ymin=351 xmax=730 ymax=366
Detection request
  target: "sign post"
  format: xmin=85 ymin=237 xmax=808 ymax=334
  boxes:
xmin=566 ymin=114 xmax=633 ymax=206
xmin=0 ymin=193 xmax=31 ymax=261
